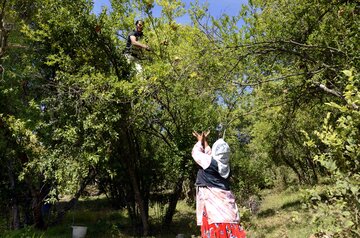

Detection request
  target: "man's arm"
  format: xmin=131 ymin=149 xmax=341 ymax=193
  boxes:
xmin=130 ymin=35 xmax=150 ymax=50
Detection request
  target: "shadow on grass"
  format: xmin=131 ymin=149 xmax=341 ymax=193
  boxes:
xmin=151 ymin=211 xmax=198 ymax=238
xmin=257 ymin=208 xmax=276 ymax=218
xmin=280 ymin=200 xmax=302 ymax=210
xmin=248 ymin=223 xmax=282 ymax=238
xmin=256 ymin=199 xmax=302 ymax=219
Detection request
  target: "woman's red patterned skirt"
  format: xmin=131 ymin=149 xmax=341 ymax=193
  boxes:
xmin=201 ymin=207 xmax=246 ymax=238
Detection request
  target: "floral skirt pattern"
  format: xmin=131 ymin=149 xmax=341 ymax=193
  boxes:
xmin=201 ymin=207 xmax=246 ymax=238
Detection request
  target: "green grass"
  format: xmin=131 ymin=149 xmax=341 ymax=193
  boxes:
xmin=147 ymin=200 xmax=198 ymax=238
xmin=1 ymin=197 xmax=198 ymax=238
xmin=246 ymin=186 xmax=317 ymax=238
xmin=2 ymin=185 xmax=325 ymax=238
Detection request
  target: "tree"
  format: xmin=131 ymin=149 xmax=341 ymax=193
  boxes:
xmin=0 ymin=0 xmax=51 ymax=229
xmin=233 ymin=0 xmax=360 ymax=185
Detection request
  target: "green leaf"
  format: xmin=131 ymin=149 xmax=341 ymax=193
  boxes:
xmin=342 ymin=70 xmax=352 ymax=77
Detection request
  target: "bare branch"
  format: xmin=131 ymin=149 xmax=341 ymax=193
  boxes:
xmin=0 ymin=0 xmax=7 ymax=20
xmin=225 ymin=40 xmax=345 ymax=56
xmin=8 ymin=43 xmax=28 ymax=49
xmin=233 ymin=68 xmax=324 ymax=87
xmin=318 ymin=83 xmax=342 ymax=98
xmin=314 ymin=82 xmax=359 ymax=110
xmin=285 ymin=40 xmax=345 ymax=54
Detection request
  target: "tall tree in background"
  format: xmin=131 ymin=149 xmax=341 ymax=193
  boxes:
xmin=234 ymin=0 xmax=360 ymax=184
xmin=232 ymin=0 xmax=359 ymax=235
xmin=0 ymin=0 xmax=50 ymax=229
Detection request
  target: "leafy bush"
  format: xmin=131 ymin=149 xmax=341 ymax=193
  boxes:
xmin=303 ymin=70 xmax=360 ymax=237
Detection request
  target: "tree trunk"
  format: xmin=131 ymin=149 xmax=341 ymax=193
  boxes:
xmin=124 ymin=129 xmax=149 ymax=236
xmin=162 ymin=176 xmax=184 ymax=225
xmin=32 ymin=195 xmax=44 ymax=229
xmin=307 ymin=156 xmax=318 ymax=184
xmin=282 ymin=156 xmax=304 ymax=184
xmin=51 ymin=170 xmax=94 ymax=225
xmin=10 ymin=203 xmax=20 ymax=230
xmin=162 ymin=155 xmax=189 ymax=226
xmin=8 ymin=160 xmax=20 ymax=230
xmin=28 ymin=183 xmax=50 ymax=230
xmin=126 ymin=161 xmax=149 ymax=236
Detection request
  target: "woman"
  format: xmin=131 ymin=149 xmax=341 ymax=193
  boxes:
xmin=192 ymin=130 xmax=246 ymax=238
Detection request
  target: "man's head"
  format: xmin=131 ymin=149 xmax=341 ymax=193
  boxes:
xmin=135 ymin=20 xmax=144 ymax=32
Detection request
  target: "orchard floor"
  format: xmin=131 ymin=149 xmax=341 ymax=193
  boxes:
xmin=1 ymin=186 xmax=319 ymax=238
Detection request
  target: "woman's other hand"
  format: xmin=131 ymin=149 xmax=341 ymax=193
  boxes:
xmin=192 ymin=131 xmax=203 ymax=142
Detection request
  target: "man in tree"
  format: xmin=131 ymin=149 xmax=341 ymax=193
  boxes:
xmin=124 ymin=20 xmax=151 ymax=73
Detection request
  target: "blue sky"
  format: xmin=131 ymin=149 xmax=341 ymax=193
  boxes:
xmin=93 ymin=0 xmax=248 ymax=24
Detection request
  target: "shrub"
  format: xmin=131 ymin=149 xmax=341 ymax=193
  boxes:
xmin=303 ymin=69 xmax=360 ymax=237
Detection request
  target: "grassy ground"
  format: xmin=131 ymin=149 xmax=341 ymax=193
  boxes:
xmin=1 ymin=198 xmax=198 ymax=238
xmin=246 ymin=186 xmax=317 ymax=238
xmin=1 ymin=186 xmax=318 ymax=238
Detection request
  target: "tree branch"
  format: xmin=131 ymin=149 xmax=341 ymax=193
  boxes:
xmin=233 ymin=68 xmax=324 ymax=87
xmin=318 ymin=83 xmax=342 ymax=98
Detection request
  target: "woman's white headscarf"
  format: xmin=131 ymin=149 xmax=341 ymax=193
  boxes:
xmin=212 ymin=138 xmax=230 ymax=179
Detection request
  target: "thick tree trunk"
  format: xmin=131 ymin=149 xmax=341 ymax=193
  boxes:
xmin=126 ymin=161 xmax=149 ymax=236
xmin=162 ymin=177 xmax=183 ymax=225
xmin=29 ymin=183 xmax=49 ymax=230
xmin=124 ymin=129 xmax=149 ymax=236
xmin=10 ymin=202 xmax=20 ymax=229
xmin=125 ymin=198 xmax=136 ymax=229
xmin=32 ymin=195 xmax=44 ymax=229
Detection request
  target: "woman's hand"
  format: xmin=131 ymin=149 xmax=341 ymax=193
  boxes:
xmin=193 ymin=130 xmax=210 ymax=148
xmin=192 ymin=131 xmax=203 ymax=142
xmin=203 ymin=130 xmax=210 ymax=138
xmin=203 ymin=130 xmax=210 ymax=148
